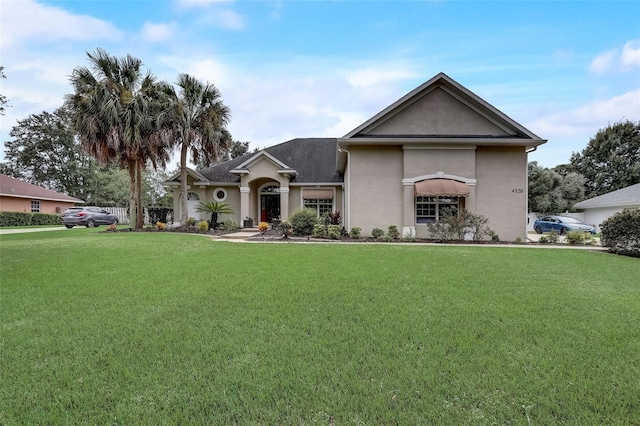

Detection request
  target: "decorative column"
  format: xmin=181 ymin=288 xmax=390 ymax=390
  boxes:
xmin=402 ymin=182 xmax=416 ymax=238
xmin=240 ymin=186 xmax=250 ymax=228
xmin=279 ymin=186 xmax=290 ymax=220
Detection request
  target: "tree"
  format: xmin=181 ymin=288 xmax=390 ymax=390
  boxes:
xmin=195 ymin=139 xmax=252 ymax=169
xmin=0 ymin=66 xmax=9 ymax=115
xmin=570 ymin=120 xmax=640 ymax=197
xmin=160 ymin=73 xmax=231 ymax=224
xmin=195 ymin=200 xmax=234 ymax=229
xmin=67 ymin=48 xmax=170 ymax=228
xmin=528 ymin=161 xmax=585 ymax=214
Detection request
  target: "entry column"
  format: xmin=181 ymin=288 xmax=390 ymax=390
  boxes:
xmin=279 ymin=187 xmax=290 ymax=220
xmin=402 ymin=182 xmax=415 ymax=238
xmin=240 ymin=186 xmax=251 ymax=228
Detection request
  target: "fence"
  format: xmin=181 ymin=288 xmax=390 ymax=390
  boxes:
xmin=101 ymin=207 xmax=174 ymax=226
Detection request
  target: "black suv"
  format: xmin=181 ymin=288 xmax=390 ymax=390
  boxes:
xmin=61 ymin=207 xmax=119 ymax=228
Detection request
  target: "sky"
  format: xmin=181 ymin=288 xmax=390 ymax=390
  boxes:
xmin=1 ymin=0 xmax=639 ymax=169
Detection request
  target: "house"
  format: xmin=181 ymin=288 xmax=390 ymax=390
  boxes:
xmin=165 ymin=73 xmax=547 ymax=241
xmin=0 ymin=174 xmax=83 ymax=214
xmin=573 ymin=183 xmax=640 ymax=233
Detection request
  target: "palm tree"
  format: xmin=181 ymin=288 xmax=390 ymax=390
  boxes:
xmin=160 ymin=73 xmax=231 ymax=224
xmin=195 ymin=201 xmax=234 ymax=229
xmin=66 ymin=48 xmax=169 ymax=228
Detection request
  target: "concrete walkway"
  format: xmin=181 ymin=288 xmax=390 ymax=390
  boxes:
xmin=0 ymin=226 xmax=70 ymax=235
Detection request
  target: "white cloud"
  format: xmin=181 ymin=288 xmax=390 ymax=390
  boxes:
xmin=0 ymin=0 xmax=122 ymax=49
xmin=589 ymin=39 xmax=640 ymax=74
xmin=346 ymin=66 xmax=419 ymax=88
xmin=175 ymin=0 xmax=233 ymax=9
xmin=589 ymin=49 xmax=617 ymax=74
xmin=621 ymin=40 xmax=640 ymax=70
xmin=199 ymin=9 xmax=245 ymax=30
xmin=140 ymin=22 xmax=176 ymax=43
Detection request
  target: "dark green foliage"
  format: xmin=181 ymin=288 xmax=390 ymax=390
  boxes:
xmin=601 ymin=209 xmax=640 ymax=257
xmin=427 ymin=209 xmax=493 ymax=241
xmin=349 ymin=226 xmax=361 ymax=239
xmin=0 ymin=212 xmax=60 ymax=227
xmin=570 ymin=120 xmax=640 ymax=197
xmin=387 ymin=225 xmax=399 ymax=239
xmin=288 ymin=207 xmax=318 ymax=236
xmin=328 ymin=211 xmax=341 ymax=225
xmin=312 ymin=224 xmax=327 ymax=238
xmin=371 ymin=228 xmax=384 ymax=239
xmin=195 ymin=201 xmax=234 ymax=229
xmin=528 ymin=161 xmax=586 ymax=213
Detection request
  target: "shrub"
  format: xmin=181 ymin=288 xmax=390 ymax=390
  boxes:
xmin=349 ymin=226 xmax=362 ymax=239
xmin=312 ymin=224 xmax=327 ymax=238
xmin=328 ymin=211 xmax=341 ymax=225
xmin=185 ymin=217 xmax=197 ymax=227
xmin=280 ymin=221 xmax=293 ymax=237
xmin=371 ymin=228 xmax=384 ymax=239
xmin=601 ymin=209 xmax=640 ymax=257
xmin=288 ymin=208 xmax=318 ymax=236
xmin=489 ymin=230 xmax=500 ymax=243
xmin=0 ymin=211 xmax=61 ymax=227
xmin=547 ymin=230 xmax=560 ymax=244
xmin=539 ymin=235 xmax=550 ymax=244
xmin=426 ymin=220 xmax=452 ymax=242
xmin=566 ymin=230 xmax=595 ymax=245
xmin=197 ymin=220 xmax=209 ymax=232
xmin=327 ymin=225 xmax=341 ymax=240
xmin=219 ymin=219 xmax=239 ymax=232
xmin=156 ymin=221 xmax=167 ymax=230
xmin=258 ymin=221 xmax=269 ymax=233
xmin=387 ymin=225 xmax=400 ymax=240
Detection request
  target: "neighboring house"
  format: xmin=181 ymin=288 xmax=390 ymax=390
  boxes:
xmin=573 ymin=183 xmax=640 ymax=233
xmin=0 ymin=174 xmax=83 ymax=214
xmin=165 ymin=73 xmax=547 ymax=241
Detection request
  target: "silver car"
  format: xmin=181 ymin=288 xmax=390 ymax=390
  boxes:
xmin=61 ymin=207 xmax=119 ymax=228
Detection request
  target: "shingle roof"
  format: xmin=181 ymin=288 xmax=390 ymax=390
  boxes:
xmin=573 ymin=183 xmax=640 ymax=209
xmin=0 ymin=174 xmax=84 ymax=203
xmin=200 ymin=138 xmax=342 ymax=183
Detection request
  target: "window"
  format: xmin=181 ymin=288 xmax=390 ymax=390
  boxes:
xmin=187 ymin=192 xmax=200 ymax=201
xmin=213 ymin=188 xmax=227 ymax=202
xmin=303 ymin=198 xmax=333 ymax=216
xmin=416 ymin=196 xmax=459 ymax=223
xmin=31 ymin=200 xmax=41 ymax=213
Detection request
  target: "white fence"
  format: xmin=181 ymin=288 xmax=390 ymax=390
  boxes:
xmin=101 ymin=207 xmax=173 ymax=226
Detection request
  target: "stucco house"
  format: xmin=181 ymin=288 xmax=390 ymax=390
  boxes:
xmin=0 ymin=174 xmax=84 ymax=214
xmin=165 ymin=73 xmax=547 ymax=241
xmin=573 ymin=183 xmax=640 ymax=233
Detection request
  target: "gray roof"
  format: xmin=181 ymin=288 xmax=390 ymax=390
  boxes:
xmin=573 ymin=183 xmax=640 ymax=209
xmin=200 ymin=138 xmax=342 ymax=183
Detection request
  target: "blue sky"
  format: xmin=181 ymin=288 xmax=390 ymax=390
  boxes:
xmin=1 ymin=0 xmax=639 ymax=168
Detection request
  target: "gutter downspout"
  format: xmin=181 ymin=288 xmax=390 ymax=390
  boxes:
xmin=338 ymin=146 xmax=351 ymax=231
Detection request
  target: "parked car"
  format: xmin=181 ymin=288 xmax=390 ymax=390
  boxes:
xmin=533 ymin=215 xmax=596 ymax=235
xmin=61 ymin=207 xmax=119 ymax=228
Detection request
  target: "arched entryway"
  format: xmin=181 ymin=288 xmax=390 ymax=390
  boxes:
xmin=260 ymin=184 xmax=280 ymax=222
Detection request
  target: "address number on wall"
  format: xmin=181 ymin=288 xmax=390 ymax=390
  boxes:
xmin=512 ymin=188 xmax=524 ymax=194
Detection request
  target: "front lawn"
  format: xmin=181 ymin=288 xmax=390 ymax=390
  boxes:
xmin=1 ymin=231 xmax=638 ymax=424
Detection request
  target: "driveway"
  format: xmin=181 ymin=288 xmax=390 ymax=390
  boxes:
xmin=0 ymin=226 xmax=71 ymax=235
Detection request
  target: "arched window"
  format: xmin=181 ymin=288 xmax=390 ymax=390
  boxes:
xmin=261 ymin=185 xmax=279 ymax=193
xmin=187 ymin=192 xmax=200 ymax=201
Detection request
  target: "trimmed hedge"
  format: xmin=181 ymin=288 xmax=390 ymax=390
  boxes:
xmin=600 ymin=209 xmax=640 ymax=258
xmin=0 ymin=211 xmax=61 ymax=227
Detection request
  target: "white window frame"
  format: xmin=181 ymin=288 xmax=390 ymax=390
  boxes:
xmin=31 ymin=200 xmax=41 ymax=213
xmin=213 ymin=188 xmax=227 ymax=202
xmin=416 ymin=196 xmax=459 ymax=224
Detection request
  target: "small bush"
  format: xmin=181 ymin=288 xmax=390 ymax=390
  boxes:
xmin=197 ymin=220 xmax=209 ymax=232
xmin=327 ymin=225 xmax=341 ymax=240
xmin=289 ymin=208 xmax=318 ymax=236
xmin=350 ymin=226 xmax=362 ymax=239
xmin=601 ymin=209 xmax=640 ymax=257
xmin=156 ymin=221 xmax=167 ymax=230
xmin=539 ymin=235 xmax=550 ymax=244
xmin=547 ymin=231 xmax=560 ymax=244
xmin=371 ymin=228 xmax=384 ymax=239
xmin=219 ymin=219 xmax=239 ymax=232
xmin=280 ymin=221 xmax=293 ymax=237
xmin=387 ymin=225 xmax=400 ymax=240
xmin=312 ymin=224 xmax=327 ymax=238
xmin=328 ymin=211 xmax=341 ymax=225
xmin=258 ymin=221 xmax=269 ymax=233
xmin=185 ymin=217 xmax=197 ymax=227
xmin=489 ymin=231 xmax=500 ymax=243
xmin=427 ymin=220 xmax=452 ymax=242
xmin=566 ymin=230 xmax=595 ymax=245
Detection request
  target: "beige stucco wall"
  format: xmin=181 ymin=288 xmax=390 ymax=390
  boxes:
xmin=348 ymin=145 xmax=403 ymax=236
xmin=474 ymin=146 xmax=528 ymax=241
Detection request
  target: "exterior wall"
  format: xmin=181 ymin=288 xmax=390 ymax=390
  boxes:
xmin=475 ymin=146 xmax=528 ymax=241
xmin=348 ymin=145 xmax=403 ymax=236
xmin=580 ymin=207 xmax=639 ymax=233
xmin=0 ymin=196 xmax=77 ymax=214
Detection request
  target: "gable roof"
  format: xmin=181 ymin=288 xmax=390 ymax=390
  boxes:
xmin=0 ymin=174 xmax=84 ymax=203
xmin=340 ymin=72 xmax=546 ymax=148
xmin=196 ymin=138 xmax=342 ymax=184
xmin=573 ymin=183 xmax=640 ymax=209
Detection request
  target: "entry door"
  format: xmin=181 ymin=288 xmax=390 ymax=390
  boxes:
xmin=261 ymin=194 xmax=280 ymax=222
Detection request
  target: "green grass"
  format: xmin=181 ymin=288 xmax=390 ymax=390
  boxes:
xmin=1 ymin=231 xmax=638 ymax=424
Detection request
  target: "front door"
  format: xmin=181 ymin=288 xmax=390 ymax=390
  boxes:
xmin=261 ymin=194 xmax=280 ymax=222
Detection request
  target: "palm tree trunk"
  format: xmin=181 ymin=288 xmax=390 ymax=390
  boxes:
xmin=180 ymin=143 xmax=189 ymax=224
xmin=135 ymin=160 xmax=144 ymax=228
xmin=127 ymin=160 xmax=136 ymax=228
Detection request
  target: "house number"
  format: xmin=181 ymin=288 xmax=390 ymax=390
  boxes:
xmin=512 ymin=188 xmax=524 ymax=193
